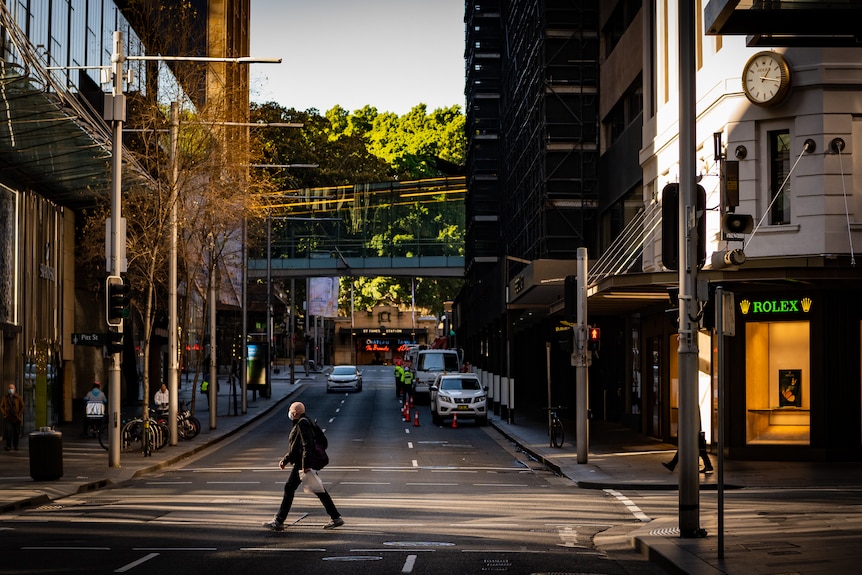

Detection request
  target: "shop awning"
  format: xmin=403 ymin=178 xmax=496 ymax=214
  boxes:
xmin=704 ymin=0 xmax=862 ymax=47
xmin=0 ymin=64 xmax=151 ymax=209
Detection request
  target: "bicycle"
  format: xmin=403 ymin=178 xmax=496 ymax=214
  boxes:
xmin=120 ymin=414 xmax=169 ymax=455
xmin=543 ymin=406 xmax=566 ymax=448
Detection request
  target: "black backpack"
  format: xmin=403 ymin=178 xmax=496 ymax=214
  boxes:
xmin=305 ymin=417 xmax=329 ymax=469
xmin=309 ymin=418 xmax=328 ymax=449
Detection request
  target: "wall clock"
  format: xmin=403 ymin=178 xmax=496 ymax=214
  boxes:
xmin=742 ymin=51 xmax=791 ymax=107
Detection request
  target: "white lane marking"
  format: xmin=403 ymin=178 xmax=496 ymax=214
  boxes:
xmin=205 ymin=481 xmax=260 ymax=485
xmin=133 ymin=548 xmax=216 ymax=551
xmin=402 ymin=554 xmax=417 ymax=573
xmin=351 ymin=548 xmax=435 ymax=552
xmin=329 ymin=417 xmax=335 ymax=423
xmin=115 ymin=552 xmax=159 ymax=572
xmin=411 ymin=459 xmax=418 ymax=467
xmin=340 ymin=482 xmax=391 ymax=485
xmin=461 ymin=549 xmax=550 ymax=554
xmin=23 ymin=547 xmax=110 ymax=550
xmin=323 ymin=556 xmax=383 ymax=562
xmin=406 ymin=482 xmax=458 ymax=486
xmin=605 ymin=489 xmax=651 ymax=522
xmin=404 ymin=429 xmax=410 ymax=434
xmin=472 ymin=483 xmax=528 ymax=487
xmin=240 ymin=547 xmax=326 ymax=552
xmin=407 ymin=441 xmax=414 ymax=449
xmin=336 ymin=408 xmax=341 ymax=413
xmin=557 ymin=525 xmax=579 ymax=547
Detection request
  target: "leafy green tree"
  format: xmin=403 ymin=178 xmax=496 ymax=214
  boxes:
xmin=250 ymin=102 xmax=466 ymax=317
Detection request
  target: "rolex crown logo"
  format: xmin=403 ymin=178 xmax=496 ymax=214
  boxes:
xmin=801 ymin=297 xmax=812 ymax=312
xmin=740 ymin=299 xmax=751 ymax=315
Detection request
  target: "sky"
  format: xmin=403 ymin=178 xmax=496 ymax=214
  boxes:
xmin=248 ymin=0 xmax=466 ymax=116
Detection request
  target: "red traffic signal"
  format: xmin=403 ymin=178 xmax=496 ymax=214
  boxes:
xmin=588 ymin=327 xmax=601 ymax=351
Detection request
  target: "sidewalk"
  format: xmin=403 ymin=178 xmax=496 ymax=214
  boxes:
xmin=3 ymin=378 xmax=861 ymax=575
xmin=0 ymin=369 xmax=309 ymax=514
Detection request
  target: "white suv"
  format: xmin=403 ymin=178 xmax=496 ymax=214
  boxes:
xmin=429 ymin=373 xmax=488 ymax=426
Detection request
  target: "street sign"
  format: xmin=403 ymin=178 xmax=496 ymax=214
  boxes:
xmin=72 ymin=332 xmax=107 ymax=346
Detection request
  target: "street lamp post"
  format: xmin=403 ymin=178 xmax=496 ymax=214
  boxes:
xmin=105 ymin=32 xmax=280 ymax=464
xmin=106 ymin=31 xmax=126 ymax=468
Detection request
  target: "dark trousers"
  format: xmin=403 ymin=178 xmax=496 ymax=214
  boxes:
xmin=3 ymin=419 xmax=21 ymax=449
xmin=667 ymin=436 xmax=712 ymax=470
xmin=276 ymin=466 xmax=340 ymax=523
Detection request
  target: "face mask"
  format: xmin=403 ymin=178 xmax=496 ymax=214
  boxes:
xmin=8 ymin=388 xmax=14 ymax=395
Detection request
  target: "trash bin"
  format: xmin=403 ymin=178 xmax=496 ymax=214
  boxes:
xmin=29 ymin=428 xmax=63 ymax=481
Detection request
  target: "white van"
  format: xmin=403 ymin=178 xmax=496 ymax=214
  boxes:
xmin=411 ymin=348 xmax=462 ymax=397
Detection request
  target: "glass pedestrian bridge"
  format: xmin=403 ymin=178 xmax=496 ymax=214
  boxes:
xmin=247 ymin=176 xmax=466 ymax=279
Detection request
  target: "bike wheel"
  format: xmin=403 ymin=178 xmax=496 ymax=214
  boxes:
xmin=97 ymin=421 xmax=108 ymax=451
xmin=121 ymin=420 xmax=143 ymax=452
xmin=180 ymin=416 xmax=200 ymax=439
xmin=141 ymin=424 xmax=155 ymax=456
xmin=551 ymin=418 xmax=565 ymax=448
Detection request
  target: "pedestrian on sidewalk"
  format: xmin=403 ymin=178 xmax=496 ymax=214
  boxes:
xmin=263 ymin=401 xmax=344 ymax=531
xmin=1 ymin=383 xmax=25 ymax=451
xmin=663 ymin=430 xmax=713 ymax=473
xmin=154 ymin=383 xmax=169 ymax=416
xmin=200 ymin=377 xmax=210 ymax=407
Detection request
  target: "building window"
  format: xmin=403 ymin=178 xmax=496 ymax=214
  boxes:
xmin=769 ymin=129 xmax=792 ymax=225
xmin=745 ymin=321 xmax=810 ymax=445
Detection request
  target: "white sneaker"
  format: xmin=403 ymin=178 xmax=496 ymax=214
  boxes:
xmin=263 ymin=519 xmax=284 ymax=531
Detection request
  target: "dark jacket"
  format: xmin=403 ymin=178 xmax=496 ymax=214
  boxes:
xmin=1 ymin=393 xmax=25 ymax=424
xmin=281 ymin=415 xmax=315 ymax=470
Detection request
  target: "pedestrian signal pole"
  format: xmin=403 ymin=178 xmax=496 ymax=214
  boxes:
xmin=106 ymin=31 xmax=126 ymax=468
xmin=678 ymin=2 xmax=705 ymax=538
xmin=575 ymin=247 xmax=589 ymax=463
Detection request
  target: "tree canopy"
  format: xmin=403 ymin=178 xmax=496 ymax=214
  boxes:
xmin=249 ymin=102 xmax=466 ymax=316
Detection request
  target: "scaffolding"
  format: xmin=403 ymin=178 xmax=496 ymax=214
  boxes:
xmin=500 ymin=0 xmax=599 ymax=261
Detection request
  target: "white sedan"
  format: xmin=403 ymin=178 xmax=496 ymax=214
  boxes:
xmin=429 ymin=373 xmax=488 ymax=426
xmin=326 ymin=365 xmax=363 ymax=393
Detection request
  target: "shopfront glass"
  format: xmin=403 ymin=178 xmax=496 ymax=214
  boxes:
xmin=745 ymin=320 xmax=810 ymax=445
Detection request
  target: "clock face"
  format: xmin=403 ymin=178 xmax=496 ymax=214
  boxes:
xmin=743 ymin=52 xmax=791 ymax=106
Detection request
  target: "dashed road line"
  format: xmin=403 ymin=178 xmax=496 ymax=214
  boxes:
xmin=605 ymin=488 xmax=651 ymax=522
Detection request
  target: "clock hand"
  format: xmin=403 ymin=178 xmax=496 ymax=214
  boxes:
xmin=760 ymin=76 xmax=780 ymax=83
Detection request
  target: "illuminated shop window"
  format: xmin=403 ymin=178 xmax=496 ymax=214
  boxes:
xmin=745 ymin=321 xmax=810 ymax=445
xmin=668 ymin=332 xmax=713 ymax=441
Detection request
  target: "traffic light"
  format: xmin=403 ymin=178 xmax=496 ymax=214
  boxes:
xmin=107 ymin=329 xmax=124 ymax=355
xmin=666 ymin=286 xmax=680 ymax=329
xmin=106 ymin=275 xmax=130 ymax=326
xmin=661 ymin=183 xmax=706 ymax=271
xmin=587 ymin=326 xmax=601 ymax=351
xmin=564 ymin=275 xmax=577 ymax=321
xmin=661 ymin=184 xmax=679 ymax=270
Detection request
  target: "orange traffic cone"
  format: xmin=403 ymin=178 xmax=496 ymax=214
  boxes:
xmin=452 ymin=413 xmax=458 ymax=428
xmin=413 ymin=410 xmax=420 ymax=426
xmin=404 ymin=405 xmax=411 ymax=422
xmin=409 ymin=395 xmax=414 ymax=409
